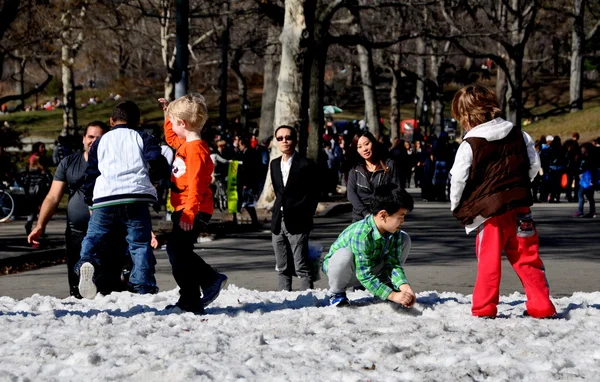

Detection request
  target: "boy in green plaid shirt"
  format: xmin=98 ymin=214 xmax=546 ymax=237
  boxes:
xmin=322 ymin=184 xmax=416 ymax=307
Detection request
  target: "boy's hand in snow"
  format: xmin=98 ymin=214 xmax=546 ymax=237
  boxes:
xmin=388 ymin=284 xmax=416 ymax=308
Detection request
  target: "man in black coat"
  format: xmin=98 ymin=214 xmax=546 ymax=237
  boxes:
xmin=270 ymin=125 xmax=319 ymax=291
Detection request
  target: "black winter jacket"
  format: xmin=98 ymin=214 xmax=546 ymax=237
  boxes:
xmin=347 ymin=158 xmax=400 ymax=222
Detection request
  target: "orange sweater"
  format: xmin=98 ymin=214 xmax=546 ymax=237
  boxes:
xmin=164 ymin=119 xmax=214 ymax=224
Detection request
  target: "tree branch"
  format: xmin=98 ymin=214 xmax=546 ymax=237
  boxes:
xmin=587 ymin=19 xmax=600 ymax=42
xmin=0 ymin=74 xmax=53 ymax=106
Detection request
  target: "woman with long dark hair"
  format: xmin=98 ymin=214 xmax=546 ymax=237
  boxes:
xmin=347 ymin=131 xmax=401 ymax=222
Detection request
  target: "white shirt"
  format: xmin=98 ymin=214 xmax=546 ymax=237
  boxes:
xmin=280 ymin=152 xmax=295 ymax=187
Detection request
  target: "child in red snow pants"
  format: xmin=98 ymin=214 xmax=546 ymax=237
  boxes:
xmin=472 ymin=207 xmax=556 ymax=318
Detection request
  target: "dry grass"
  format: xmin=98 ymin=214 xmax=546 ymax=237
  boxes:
xmin=523 ymin=105 xmax=600 ymax=144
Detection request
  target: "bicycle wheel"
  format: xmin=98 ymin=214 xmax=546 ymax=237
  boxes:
xmin=0 ymin=190 xmax=15 ymax=223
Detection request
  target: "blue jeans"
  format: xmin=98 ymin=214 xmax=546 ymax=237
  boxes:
xmin=578 ymin=187 xmax=596 ymax=214
xmin=76 ymin=203 xmax=157 ymax=294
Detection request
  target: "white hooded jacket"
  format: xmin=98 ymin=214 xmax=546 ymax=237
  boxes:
xmin=449 ymin=118 xmax=540 ymax=234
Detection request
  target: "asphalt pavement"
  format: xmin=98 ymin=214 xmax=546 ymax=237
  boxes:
xmin=0 ymin=189 xmax=598 ymax=300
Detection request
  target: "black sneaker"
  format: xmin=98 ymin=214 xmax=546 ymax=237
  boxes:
xmin=166 ymin=301 xmax=205 ymax=315
xmin=201 ymin=273 xmax=228 ymax=307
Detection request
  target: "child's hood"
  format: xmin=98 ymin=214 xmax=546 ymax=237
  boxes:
xmin=463 ymin=118 xmax=514 ymax=142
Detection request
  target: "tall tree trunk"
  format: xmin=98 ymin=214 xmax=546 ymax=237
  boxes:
xmin=308 ymin=41 xmax=326 ymax=161
xmin=160 ymin=1 xmax=175 ymax=101
xmin=569 ymin=0 xmax=584 ymax=112
xmin=496 ymin=62 xmax=508 ymax=112
xmin=415 ymin=36 xmax=426 ymax=125
xmin=344 ymin=63 xmax=353 ymax=88
xmin=174 ymin=0 xmax=189 ymax=99
xmin=349 ymin=6 xmax=380 ymax=136
xmin=258 ymin=22 xmax=280 ymax=143
xmin=496 ymin=2 xmax=508 ymax=113
xmin=428 ymin=41 xmax=450 ymax=136
xmin=14 ymin=55 xmax=26 ymax=110
xmin=219 ymin=3 xmax=230 ymax=130
xmin=60 ymin=2 xmax=88 ymax=134
xmin=357 ymin=44 xmax=380 ymax=136
xmin=230 ymin=49 xmax=248 ymax=131
xmin=504 ymin=0 xmax=528 ymax=129
xmin=117 ymin=45 xmax=130 ymax=81
xmin=505 ymin=57 xmax=523 ymax=128
xmin=257 ymin=0 xmax=314 ymax=208
xmin=389 ymin=52 xmax=401 ymax=142
xmin=415 ymin=3 xmax=428 ymax=128
xmin=61 ymin=56 xmax=77 ymax=134
xmin=552 ymin=37 xmax=560 ymax=77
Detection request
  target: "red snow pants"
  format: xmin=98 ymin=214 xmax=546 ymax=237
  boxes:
xmin=472 ymin=207 xmax=556 ymax=318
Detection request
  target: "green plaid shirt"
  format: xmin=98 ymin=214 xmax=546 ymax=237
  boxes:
xmin=322 ymin=215 xmax=408 ymax=300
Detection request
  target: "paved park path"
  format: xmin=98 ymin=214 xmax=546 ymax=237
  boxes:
xmin=1 ymin=192 xmax=598 ymax=300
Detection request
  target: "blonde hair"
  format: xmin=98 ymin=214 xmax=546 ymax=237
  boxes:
xmin=451 ymin=85 xmax=502 ymax=131
xmin=166 ymin=93 xmax=208 ymax=131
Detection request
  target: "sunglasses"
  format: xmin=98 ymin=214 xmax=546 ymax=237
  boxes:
xmin=276 ymin=135 xmax=294 ymax=142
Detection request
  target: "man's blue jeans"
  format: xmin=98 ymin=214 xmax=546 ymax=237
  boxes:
xmin=76 ymin=203 xmax=157 ymax=294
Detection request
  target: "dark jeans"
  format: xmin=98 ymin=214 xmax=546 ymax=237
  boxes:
xmin=167 ymin=210 xmax=218 ymax=302
xmin=578 ymin=187 xmax=596 ymax=215
xmin=76 ymin=203 xmax=157 ymax=294
xmin=66 ymin=227 xmax=128 ymax=296
xmin=66 ymin=228 xmax=85 ymax=296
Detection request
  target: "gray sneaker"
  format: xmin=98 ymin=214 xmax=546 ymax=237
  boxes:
xmin=78 ymin=262 xmax=97 ymax=299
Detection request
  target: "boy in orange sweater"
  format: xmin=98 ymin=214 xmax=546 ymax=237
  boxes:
xmin=159 ymin=94 xmax=227 ymax=314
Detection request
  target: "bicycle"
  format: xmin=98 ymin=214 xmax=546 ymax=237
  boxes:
xmin=213 ymin=178 xmax=228 ymax=212
xmin=0 ymin=188 xmax=14 ymax=222
xmin=213 ymin=160 xmax=243 ymax=212
xmin=0 ymin=181 xmax=27 ymax=223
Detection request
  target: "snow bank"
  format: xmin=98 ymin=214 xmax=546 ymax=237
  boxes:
xmin=1 ymin=287 xmax=599 ymax=381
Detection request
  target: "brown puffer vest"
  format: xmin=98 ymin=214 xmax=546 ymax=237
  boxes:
xmin=453 ymin=127 xmax=533 ymax=225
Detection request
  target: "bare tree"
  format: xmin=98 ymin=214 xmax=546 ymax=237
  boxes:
xmin=348 ymin=3 xmax=381 ymax=137
xmin=0 ymin=1 xmax=55 ymax=108
xmin=439 ymin=0 xmax=540 ymax=128
xmin=60 ymin=0 xmax=90 ymax=133
xmin=174 ymin=0 xmax=189 ymax=99
xmin=569 ymin=0 xmax=600 ymax=112
xmin=258 ymin=21 xmax=281 ymax=142
xmin=257 ymin=0 xmax=315 ymax=208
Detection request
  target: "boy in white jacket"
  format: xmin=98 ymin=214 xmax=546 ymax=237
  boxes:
xmin=449 ymin=85 xmax=556 ymax=319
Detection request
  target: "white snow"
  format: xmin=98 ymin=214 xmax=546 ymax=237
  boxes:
xmin=1 ymin=287 xmax=599 ymax=381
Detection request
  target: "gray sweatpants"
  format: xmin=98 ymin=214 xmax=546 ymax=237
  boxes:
xmin=326 ymin=231 xmax=411 ymax=294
